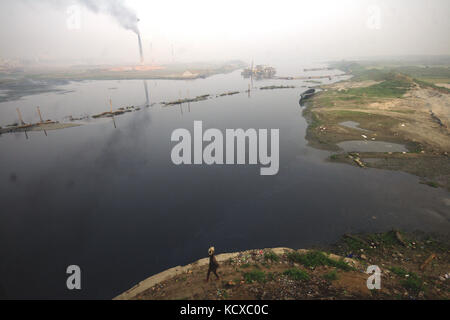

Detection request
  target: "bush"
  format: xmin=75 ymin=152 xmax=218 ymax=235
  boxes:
xmin=287 ymin=251 xmax=353 ymax=271
xmin=401 ymin=273 xmax=423 ymax=293
xmin=283 ymin=268 xmax=310 ymax=281
xmin=264 ymin=250 xmax=280 ymax=262
xmin=323 ymin=270 xmax=339 ymax=281
xmin=243 ymin=270 xmax=266 ymax=283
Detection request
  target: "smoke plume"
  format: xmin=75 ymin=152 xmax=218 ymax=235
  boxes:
xmin=77 ymin=0 xmax=139 ymax=34
xmin=77 ymin=0 xmax=144 ymax=63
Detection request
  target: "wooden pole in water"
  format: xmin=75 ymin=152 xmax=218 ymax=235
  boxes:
xmin=16 ymin=108 xmax=25 ymax=125
xmin=110 ymin=98 xmax=113 ymax=113
xmin=37 ymin=107 xmax=44 ymax=123
xmin=187 ymin=89 xmax=191 ymax=112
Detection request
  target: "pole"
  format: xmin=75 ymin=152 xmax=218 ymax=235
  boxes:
xmin=16 ymin=108 xmax=24 ymax=125
xmin=37 ymin=107 xmax=44 ymax=123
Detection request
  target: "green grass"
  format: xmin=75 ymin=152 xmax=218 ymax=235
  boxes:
xmin=414 ymin=78 xmax=450 ymax=94
xmin=336 ymin=95 xmax=365 ymax=102
xmin=366 ymin=231 xmax=404 ymax=247
xmin=400 ymin=273 xmax=424 ymax=293
xmin=303 ymin=107 xmax=323 ymax=128
xmin=330 ymin=154 xmax=339 ymax=161
xmin=417 ymin=77 xmax=450 ymax=84
xmin=323 ymin=270 xmax=339 ymax=281
xmin=330 ymin=60 xmax=450 ymax=83
xmin=330 ymin=61 xmax=388 ymax=81
xmin=264 ymin=250 xmax=280 ymax=262
xmin=331 ymin=110 xmax=369 ymax=118
xmin=343 ymin=236 xmax=369 ymax=251
xmin=287 ymin=251 xmax=354 ymax=271
xmin=420 ymin=181 xmax=440 ymax=188
xmin=243 ymin=270 xmax=266 ymax=284
xmin=344 ymin=78 xmax=411 ymax=98
xmin=331 ymin=60 xmax=449 ymax=94
xmin=266 ymin=272 xmax=277 ymax=281
xmin=240 ymin=263 xmax=251 ymax=269
xmin=283 ymin=268 xmax=310 ymax=281
xmin=389 ymin=266 xmax=408 ymax=277
xmin=313 ymin=95 xmax=335 ymax=108
xmin=394 ymin=66 xmax=450 ymax=80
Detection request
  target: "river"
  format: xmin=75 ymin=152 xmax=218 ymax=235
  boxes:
xmin=0 ymin=67 xmax=448 ymax=299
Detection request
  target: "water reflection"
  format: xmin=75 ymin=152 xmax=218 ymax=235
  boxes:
xmin=337 ymin=140 xmax=408 ymax=153
xmin=143 ymin=80 xmax=150 ymax=107
xmin=0 ymin=70 xmax=448 ymax=300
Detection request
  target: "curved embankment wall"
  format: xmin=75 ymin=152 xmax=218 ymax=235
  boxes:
xmin=114 ymin=247 xmax=359 ymax=300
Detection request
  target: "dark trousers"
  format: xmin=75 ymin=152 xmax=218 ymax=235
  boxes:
xmin=206 ymin=268 xmax=219 ymax=281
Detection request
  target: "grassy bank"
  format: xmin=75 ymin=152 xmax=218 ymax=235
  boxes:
xmin=303 ymin=62 xmax=450 ymax=190
xmin=117 ymin=231 xmax=449 ymax=300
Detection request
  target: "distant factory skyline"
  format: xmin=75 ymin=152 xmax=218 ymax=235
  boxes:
xmin=0 ymin=0 xmax=449 ymax=66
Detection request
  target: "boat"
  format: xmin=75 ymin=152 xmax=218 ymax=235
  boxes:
xmin=299 ymin=88 xmax=316 ymax=106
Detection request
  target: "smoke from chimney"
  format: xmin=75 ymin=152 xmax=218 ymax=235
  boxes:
xmin=77 ymin=0 xmax=144 ymax=63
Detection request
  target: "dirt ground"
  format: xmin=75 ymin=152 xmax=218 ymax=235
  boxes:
xmin=331 ymin=80 xmax=382 ymax=91
xmin=117 ymin=231 xmax=449 ymax=300
xmin=436 ymin=83 xmax=450 ymax=90
xmin=304 ymin=77 xmax=450 ymax=190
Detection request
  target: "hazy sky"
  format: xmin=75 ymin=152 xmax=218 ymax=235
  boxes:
xmin=0 ymin=0 xmax=449 ymax=65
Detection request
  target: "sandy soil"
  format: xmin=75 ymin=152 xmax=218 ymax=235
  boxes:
xmin=367 ymin=86 xmax=450 ymax=150
xmin=304 ymin=78 xmax=450 ymax=189
xmin=309 ymin=83 xmax=450 ymax=151
xmin=329 ymin=80 xmax=382 ymax=91
xmin=436 ymin=83 xmax=450 ymax=90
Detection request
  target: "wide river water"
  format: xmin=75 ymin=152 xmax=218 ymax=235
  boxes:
xmin=0 ymin=67 xmax=449 ymax=299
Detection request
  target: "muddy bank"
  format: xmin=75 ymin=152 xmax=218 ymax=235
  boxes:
xmin=116 ymin=231 xmax=449 ymax=300
xmin=303 ymin=71 xmax=450 ymax=190
xmin=0 ymin=121 xmax=80 ymax=135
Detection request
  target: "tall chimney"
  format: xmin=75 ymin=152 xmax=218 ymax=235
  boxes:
xmin=137 ymin=33 xmax=144 ymax=64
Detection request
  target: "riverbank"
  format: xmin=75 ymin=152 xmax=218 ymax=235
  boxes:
xmin=0 ymin=83 xmax=300 ymax=134
xmin=0 ymin=61 xmax=246 ymax=104
xmin=0 ymin=121 xmax=80 ymax=135
xmin=116 ymin=231 xmax=449 ymax=300
xmin=303 ymin=63 xmax=450 ymax=190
